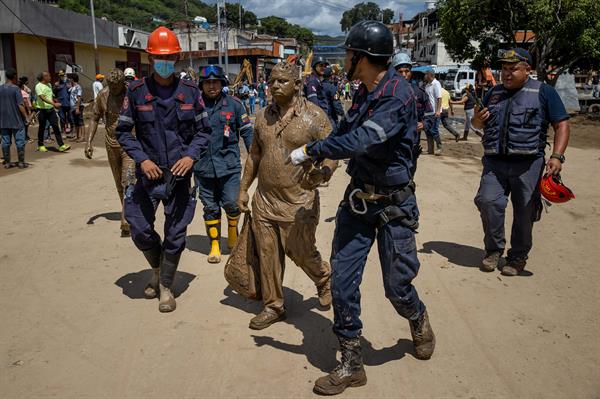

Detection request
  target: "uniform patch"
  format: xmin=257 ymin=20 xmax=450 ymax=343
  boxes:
xmin=241 ymin=113 xmax=250 ymax=123
xmin=144 ymin=93 xmax=154 ymax=102
xmin=176 ymin=92 xmax=185 ymax=102
xmin=136 ymin=105 xmax=153 ymax=112
xmin=180 ymin=104 xmax=193 ymax=111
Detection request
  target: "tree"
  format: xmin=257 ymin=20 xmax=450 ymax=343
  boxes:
xmin=258 ymin=16 xmax=315 ymax=49
xmin=437 ymin=0 xmax=600 ymax=85
xmin=340 ymin=2 xmax=394 ymax=32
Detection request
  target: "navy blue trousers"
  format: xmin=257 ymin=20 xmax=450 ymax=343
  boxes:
xmin=195 ymin=172 xmax=241 ymax=221
xmin=474 ymin=156 xmax=545 ymax=261
xmin=331 ymin=193 xmax=426 ymax=339
xmin=124 ymin=178 xmax=196 ymax=286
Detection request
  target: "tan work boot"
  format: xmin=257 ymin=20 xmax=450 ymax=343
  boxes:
xmin=501 ymin=257 xmax=527 ymax=276
xmin=317 ymin=279 xmax=332 ymax=309
xmin=314 ymin=337 xmax=367 ymax=395
xmin=434 ymin=137 xmax=443 ymax=156
xmin=144 ymin=269 xmax=160 ymax=299
xmin=249 ymin=308 xmax=286 ymax=330
xmin=205 ymin=220 xmax=221 ymax=263
xmin=158 ymin=283 xmax=176 ymax=313
xmin=226 ymin=214 xmax=240 ymax=249
xmin=409 ymin=310 xmax=435 ymax=360
xmin=481 ymin=250 xmax=502 ymax=272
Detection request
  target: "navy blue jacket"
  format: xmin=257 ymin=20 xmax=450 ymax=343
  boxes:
xmin=323 ymin=79 xmax=344 ymax=123
xmin=54 ymin=80 xmax=70 ymax=107
xmin=116 ymin=77 xmax=211 ymax=175
xmin=307 ymin=66 xmax=418 ymax=188
xmin=304 ymin=74 xmax=329 ymax=114
xmin=194 ymin=93 xmax=253 ymax=178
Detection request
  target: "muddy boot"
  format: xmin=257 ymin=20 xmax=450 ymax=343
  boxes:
xmin=481 ymin=250 xmax=502 ymax=272
xmin=462 ymin=131 xmax=469 ymax=141
xmin=2 ymin=147 xmax=12 ymax=169
xmin=501 ymin=257 xmax=527 ymax=276
xmin=317 ymin=278 xmax=332 ymax=309
xmin=426 ymin=137 xmax=434 ymax=154
xmin=249 ymin=308 xmax=286 ymax=330
xmin=409 ymin=310 xmax=435 ymax=360
xmin=434 ymin=137 xmax=443 ymax=156
xmin=142 ymin=246 xmax=161 ymax=298
xmin=226 ymin=214 xmax=240 ymax=250
xmin=313 ymin=337 xmax=367 ymax=395
xmin=158 ymin=283 xmax=176 ymax=312
xmin=205 ymin=220 xmax=222 ymax=263
xmin=17 ymin=150 xmax=28 ymax=169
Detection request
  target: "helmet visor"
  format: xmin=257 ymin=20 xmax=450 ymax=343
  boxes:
xmin=199 ymin=65 xmax=225 ymax=80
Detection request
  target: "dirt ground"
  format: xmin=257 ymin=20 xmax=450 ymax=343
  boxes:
xmin=1 ymin=113 xmax=599 ymax=399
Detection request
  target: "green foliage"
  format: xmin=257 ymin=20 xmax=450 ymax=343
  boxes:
xmin=258 ymin=16 xmax=315 ymax=48
xmin=340 ymin=2 xmax=394 ymax=32
xmin=437 ymin=0 xmax=600 ymax=84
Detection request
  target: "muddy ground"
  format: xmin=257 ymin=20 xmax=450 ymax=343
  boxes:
xmin=1 ymin=111 xmax=599 ymax=398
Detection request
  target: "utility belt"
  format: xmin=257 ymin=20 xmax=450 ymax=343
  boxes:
xmin=343 ymin=179 xmax=418 ymax=231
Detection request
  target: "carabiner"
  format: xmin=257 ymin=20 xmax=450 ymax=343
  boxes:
xmin=349 ymin=188 xmax=368 ymax=215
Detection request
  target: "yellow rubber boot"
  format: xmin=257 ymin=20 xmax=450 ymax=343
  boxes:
xmin=227 ymin=214 xmax=240 ymax=249
xmin=205 ymin=220 xmax=221 ymax=264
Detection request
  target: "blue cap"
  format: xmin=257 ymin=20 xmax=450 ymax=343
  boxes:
xmin=498 ymin=48 xmax=532 ymax=65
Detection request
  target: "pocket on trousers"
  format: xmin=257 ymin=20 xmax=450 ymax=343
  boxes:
xmin=393 ymin=235 xmax=416 ymax=254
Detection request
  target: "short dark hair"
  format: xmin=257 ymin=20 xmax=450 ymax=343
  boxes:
xmin=71 ymin=73 xmax=79 ymax=83
xmin=5 ymin=68 xmax=17 ymax=81
xmin=365 ymin=54 xmax=389 ymax=68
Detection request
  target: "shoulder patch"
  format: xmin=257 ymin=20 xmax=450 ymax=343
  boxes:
xmin=181 ymin=79 xmax=199 ymax=89
xmin=129 ymin=79 xmax=145 ymax=92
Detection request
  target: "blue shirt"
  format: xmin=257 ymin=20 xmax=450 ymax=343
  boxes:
xmin=69 ymin=84 xmax=82 ymax=108
xmin=55 ymin=80 xmax=70 ymax=107
xmin=0 ymin=83 xmax=24 ymax=130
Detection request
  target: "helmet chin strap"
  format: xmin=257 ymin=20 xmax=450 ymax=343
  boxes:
xmin=347 ymin=52 xmax=363 ymax=81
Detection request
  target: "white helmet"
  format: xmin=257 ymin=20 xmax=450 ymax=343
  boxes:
xmin=124 ymin=67 xmax=136 ymax=78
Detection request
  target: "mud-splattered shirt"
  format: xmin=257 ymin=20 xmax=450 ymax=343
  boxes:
xmin=252 ymin=97 xmax=332 ymax=222
xmin=93 ymin=86 xmax=126 ymax=148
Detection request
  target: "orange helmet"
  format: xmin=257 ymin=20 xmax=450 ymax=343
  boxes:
xmin=540 ymin=174 xmax=575 ymax=203
xmin=146 ymin=26 xmax=181 ymax=55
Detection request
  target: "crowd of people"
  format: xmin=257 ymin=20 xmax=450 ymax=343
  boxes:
xmin=0 ymin=20 xmax=575 ymax=396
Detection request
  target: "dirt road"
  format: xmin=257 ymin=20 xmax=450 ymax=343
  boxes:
xmin=1 ymin=116 xmax=599 ymax=398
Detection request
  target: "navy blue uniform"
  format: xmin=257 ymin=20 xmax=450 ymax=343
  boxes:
xmin=322 ymin=79 xmax=344 ymax=131
xmin=54 ymin=80 xmax=72 ymax=129
xmin=116 ymin=76 xmax=211 ymax=287
xmin=306 ymin=66 xmax=425 ymax=339
xmin=474 ymin=78 xmax=569 ymax=262
xmin=304 ymin=74 xmax=329 ymax=114
xmin=194 ymin=93 xmax=253 ymax=220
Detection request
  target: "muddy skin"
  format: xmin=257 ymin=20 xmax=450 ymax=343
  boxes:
xmin=237 ymin=62 xmax=338 ymax=318
xmin=85 ymin=69 xmax=136 ymax=235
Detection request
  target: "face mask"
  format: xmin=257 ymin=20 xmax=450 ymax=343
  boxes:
xmin=154 ymin=60 xmax=175 ymax=79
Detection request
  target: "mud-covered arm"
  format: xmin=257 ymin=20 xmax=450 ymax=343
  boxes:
xmin=116 ymin=91 xmax=149 ymax=164
xmin=86 ymin=93 xmax=104 ymax=152
xmin=307 ymin=96 xmax=409 ymax=160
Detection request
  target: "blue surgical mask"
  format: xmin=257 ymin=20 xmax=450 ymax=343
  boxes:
xmin=154 ymin=59 xmax=176 ymax=79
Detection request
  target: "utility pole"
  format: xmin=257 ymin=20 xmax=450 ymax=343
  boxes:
xmin=238 ymin=1 xmax=242 ymax=30
xmin=217 ymin=1 xmax=222 ymax=68
xmin=184 ymin=0 xmax=192 ymax=67
xmin=218 ymin=0 xmax=229 ymax=76
xmin=89 ymin=0 xmax=100 ymax=74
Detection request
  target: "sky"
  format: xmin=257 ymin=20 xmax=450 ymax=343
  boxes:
xmin=209 ymin=1 xmax=431 ymax=36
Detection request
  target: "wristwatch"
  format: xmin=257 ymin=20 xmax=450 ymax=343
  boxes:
xmin=550 ymin=153 xmax=565 ymax=163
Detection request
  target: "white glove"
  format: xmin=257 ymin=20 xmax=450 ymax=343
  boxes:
xmin=289 ymin=145 xmax=310 ymax=166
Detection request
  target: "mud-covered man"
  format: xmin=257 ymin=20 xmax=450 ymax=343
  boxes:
xmin=237 ymin=61 xmax=338 ymax=330
xmin=85 ymin=68 xmax=136 ymax=237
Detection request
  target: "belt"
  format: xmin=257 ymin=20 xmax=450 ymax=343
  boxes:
xmin=347 ymin=180 xmax=416 ymax=215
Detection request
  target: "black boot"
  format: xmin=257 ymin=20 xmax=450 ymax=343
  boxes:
xmin=2 ymin=147 xmax=12 ymax=169
xmin=158 ymin=252 xmax=182 ymax=313
xmin=142 ymin=246 xmax=161 ymax=299
xmin=426 ymin=137 xmax=434 ymax=154
xmin=462 ymin=131 xmax=469 ymax=141
xmin=409 ymin=310 xmax=436 ymax=360
xmin=313 ymin=337 xmax=367 ymax=395
xmin=17 ymin=150 xmax=28 ymax=169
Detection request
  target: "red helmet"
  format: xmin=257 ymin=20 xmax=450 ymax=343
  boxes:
xmin=146 ymin=26 xmax=181 ymax=55
xmin=540 ymin=174 xmax=575 ymax=203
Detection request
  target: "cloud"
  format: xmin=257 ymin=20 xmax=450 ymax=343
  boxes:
xmin=208 ymin=0 xmax=429 ymax=36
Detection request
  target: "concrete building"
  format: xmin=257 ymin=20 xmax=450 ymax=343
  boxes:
xmin=412 ymin=8 xmax=457 ymax=66
xmin=0 ymin=0 xmax=149 ymax=98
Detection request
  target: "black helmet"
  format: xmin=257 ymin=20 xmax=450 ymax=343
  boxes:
xmin=323 ymin=66 xmax=333 ymax=78
xmin=311 ymin=55 xmax=329 ymax=69
xmin=339 ymin=20 xmax=394 ymax=57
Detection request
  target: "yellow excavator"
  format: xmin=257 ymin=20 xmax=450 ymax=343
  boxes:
xmin=230 ymin=59 xmax=254 ymax=90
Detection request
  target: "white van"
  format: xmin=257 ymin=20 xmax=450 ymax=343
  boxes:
xmin=443 ymin=67 xmax=477 ymax=98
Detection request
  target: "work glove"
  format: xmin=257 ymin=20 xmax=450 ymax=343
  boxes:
xmin=288 ymin=145 xmax=311 ymax=166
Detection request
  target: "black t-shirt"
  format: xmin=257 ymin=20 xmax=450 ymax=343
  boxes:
xmin=462 ymin=90 xmax=475 ymax=110
xmin=592 ymin=76 xmax=599 ymax=85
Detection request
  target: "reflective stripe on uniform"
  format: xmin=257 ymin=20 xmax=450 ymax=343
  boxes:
xmin=195 ymin=111 xmax=208 ymax=122
xmin=119 ymin=115 xmax=134 ymax=124
xmin=307 ymin=93 xmax=317 ymax=99
xmin=363 ymin=120 xmax=387 ymax=142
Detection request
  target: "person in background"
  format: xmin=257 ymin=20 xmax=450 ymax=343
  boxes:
xmin=54 ymin=70 xmax=72 ymax=137
xmin=0 ymin=68 xmax=30 ymax=168
xmin=248 ymin=84 xmax=257 ymax=115
xmin=423 ymin=67 xmax=443 ymax=155
xmin=18 ymin=76 xmax=33 ymax=143
xmin=35 ymin=71 xmax=70 ymax=152
xmin=592 ymin=74 xmax=599 ymax=98
xmin=344 ymin=80 xmax=351 ymax=100
xmin=257 ymin=79 xmax=267 ymax=108
xmin=93 ymin=74 xmax=104 ymax=99
xmin=69 ymin=73 xmax=86 ymax=142
xmin=450 ymin=83 xmax=483 ymax=140
xmin=238 ymin=81 xmax=250 ymax=114
xmin=124 ymin=68 xmax=137 ymax=85
xmin=440 ymin=87 xmax=460 ymax=141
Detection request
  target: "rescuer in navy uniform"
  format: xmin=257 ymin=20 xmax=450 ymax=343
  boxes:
xmin=290 ymin=21 xmax=435 ymax=395
xmin=321 ymin=66 xmax=345 ymax=133
xmin=193 ymin=65 xmax=253 ymax=264
xmin=303 ymin=55 xmax=330 ymax=114
xmin=472 ymin=48 xmax=570 ymax=276
xmin=116 ymin=26 xmax=211 ymax=313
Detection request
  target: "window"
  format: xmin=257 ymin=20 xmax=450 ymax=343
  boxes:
xmin=214 ymin=41 xmax=219 ymax=50
xmin=458 ymin=72 xmax=468 ymax=80
xmin=198 ymin=42 xmax=207 ymax=50
xmin=468 ymin=72 xmax=474 ymax=80
xmin=429 ymin=45 xmax=436 ymax=55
